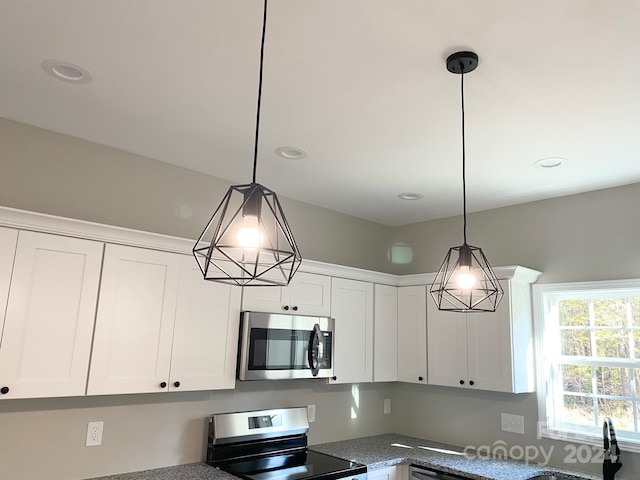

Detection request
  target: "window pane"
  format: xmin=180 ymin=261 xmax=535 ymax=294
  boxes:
xmin=632 ymin=298 xmax=640 ymax=326
xmin=595 ymin=329 xmax=629 ymax=358
xmin=634 ymin=331 xmax=640 ymax=359
xmin=559 ymin=299 xmax=589 ymax=326
xmin=593 ymin=298 xmax=627 ymax=327
xmin=561 ymin=395 xmax=594 ymax=426
xmin=599 ymin=398 xmax=635 ymax=432
xmin=560 ymin=329 xmax=591 ymax=356
xmin=561 ymin=364 xmax=592 ymax=393
xmin=595 ymin=367 xmax=631 ymax=397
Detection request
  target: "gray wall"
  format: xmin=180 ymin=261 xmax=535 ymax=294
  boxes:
xmin=391 ymin=182 xmax=640 ymax=478
xmin=2 ymin=117 xmax=640 ymax=479
xmin=0 ymin=382 xmax=395 ymax=480
xmin=0 ymin=117 xmax=394 ymax=273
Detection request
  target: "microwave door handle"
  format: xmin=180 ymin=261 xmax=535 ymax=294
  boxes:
xmin=308 ymin=323 xmax=322 ymax=376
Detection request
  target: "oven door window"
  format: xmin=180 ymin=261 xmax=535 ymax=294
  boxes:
xmin=248 ymin=328 xmax=331 ymax=371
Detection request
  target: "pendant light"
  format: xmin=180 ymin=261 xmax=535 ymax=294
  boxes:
xmin=429 ymin=52 xmax=503 ymax=312
xmin=193 ymin=0 xmax=301 ymax=287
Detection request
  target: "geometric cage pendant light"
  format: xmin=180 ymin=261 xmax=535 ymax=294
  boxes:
xmin=193 ymin=0 xmax=302 ymax=287
xmin=429 ymin=51 xmax=503 ymax=312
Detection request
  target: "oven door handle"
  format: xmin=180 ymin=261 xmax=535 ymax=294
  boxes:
xmin=308 ymin=323 xmax=323 ymax=376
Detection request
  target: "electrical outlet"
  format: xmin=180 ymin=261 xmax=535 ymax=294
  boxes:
xmin=307 ymin=405 xmax=316 ymax=423
xmin=500 ymin=413 xmax=524 ymax=435
xmin=383 ymin=398 xmax=391 ymax=414
xmin=86 ymin=421 xmax=104 ymax=446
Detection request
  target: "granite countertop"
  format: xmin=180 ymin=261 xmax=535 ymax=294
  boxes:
xmin=311 ymin=433 xmax=600 ymax=480
xmin=88 ymin=433 xmax=601 ymax=480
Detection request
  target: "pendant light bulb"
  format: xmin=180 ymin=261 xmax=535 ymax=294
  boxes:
xmin=456 ymin=265 xmax=476 ymax=290
xmin=236 ymin=215 xmax=264 ymax=250
xmin=192 ymin=0 xmax=302 ymax=286
xmin=429 ymin=51 xmax=503 ymax=312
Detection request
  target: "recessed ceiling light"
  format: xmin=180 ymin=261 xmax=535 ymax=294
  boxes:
xmin=534 ymin=157 xmax=565 ymax=169
xmin=275 ymin=146 xmax=308 ymax=160
xmin=41 ymin=59 xmax=92 ymax=84
xmin=398 ymin=193 xmax=424 ymax=201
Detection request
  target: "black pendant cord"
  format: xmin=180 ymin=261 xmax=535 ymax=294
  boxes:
xmin=252 ymin=0 xmax=268 ymax=184
xmin=460 ymin=61 xmax=467 ymax=245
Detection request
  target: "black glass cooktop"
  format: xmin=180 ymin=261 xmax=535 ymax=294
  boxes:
xmin=219 ymin=450 xmax=366 ymax=480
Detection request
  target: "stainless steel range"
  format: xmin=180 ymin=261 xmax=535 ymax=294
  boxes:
xmin=207 ymin=407 xmax=367 ymax=480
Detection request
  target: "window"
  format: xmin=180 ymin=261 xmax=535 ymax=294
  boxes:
xmin=534 ymin=280 xmax=640 ymax=450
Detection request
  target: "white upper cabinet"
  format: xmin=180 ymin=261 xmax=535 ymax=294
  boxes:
xmin=169 ymin=256 xmax=241 ymax=392
xmin=373 ymin=284 xmax=397 ymax=382
xmin=242 ymin=271 xmax=331 ymax=316
xmin=427 ymin=278 xmax=536 ymax=393
xmin=0 ymin=231 xmax=103 ymax=399
xmin=397 ymin=285 xmax=428 ymax=384
xmin=88 ymin=244 xmax=181 ymax=395
xmin=0 ymin=228 xmax=18 ymax=339
xmin=88 ymin=245 xmax=242 ymax=395
xmin=329 ymin=278 xmax=373 ymax=384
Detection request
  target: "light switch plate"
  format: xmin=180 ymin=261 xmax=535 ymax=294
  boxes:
xmin=501 ymin=413 xmax=524 ymax=435
xmin=383 ymin=398 xmax=391 ymax=414
xmin=307 ymin=405 xmax=316 ymax=423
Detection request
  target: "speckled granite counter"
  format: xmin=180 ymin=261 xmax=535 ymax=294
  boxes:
xmin=87 ymin=463 xmax=235 ymax=480
xmin=311 ymin=433 xmax=600 ymax=480
xmin=87 ymin=434 xmax=601 ymax=480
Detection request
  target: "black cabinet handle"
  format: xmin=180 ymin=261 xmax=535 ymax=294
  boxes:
xmin=418 ymin=376 xmax=424 ymax=381
xmin=332 ymin=376 xmax=337 ymax=381
xmin=174 ymin=381 xmax=181 ymax=388
xmin=292 ymin=306 xmax=298 ymax=311
xmin=160 ymin=382 xmax=167 ymax=388
xmin=459 ymin=380 xmax=465 ymax=385
xmin=283 ymin=305 xmax=290 ymax=311
xmin=0 ymin=386 xmax=9 ymax=394
xmin=469 ymin=380 xmax=475 ymax=386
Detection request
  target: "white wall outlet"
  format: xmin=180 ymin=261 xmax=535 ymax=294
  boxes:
xmin=501 ymin=413 xmax=524 ymax=435
xmin=86 ymin=421 xmax=104 ymax=446
xmin=383 ymin=398 xmax=391 ymax=414
xmin=307 ymin=404 xmax=316 ymax=423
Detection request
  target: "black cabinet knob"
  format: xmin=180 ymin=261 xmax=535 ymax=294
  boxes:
xmin=459 ymin=380 xmax=465 ymax=385
xmin=469 ymin=380 xmax=475 ymax=386
xmin=174 ymin=381 xmax=181 ymax=388
xmin=0 ymin=386 xmax=9 ymax=394
xmin=332 ymin=376 xmax=337 ymax=381
xmin=160 ymin=382 xmax=167 ymax=388
xmin=283 ymin=305 xmax=290 ymax=311
xmin=418 ymin=376 xmax=424 ymax=381
xmin=292 ymin=306 xmax=298 ymax=311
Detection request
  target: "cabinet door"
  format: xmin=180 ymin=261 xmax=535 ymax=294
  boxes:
xmin=0 ymin=228 xmax=18 ymax=340
xmin=427 ymin=298 xmax=468 ymax=388
xmin=242 ymin=272 xmax=331 ymax=316
xmin=287 ymin=272 xmax=331 ymax=316
xmin=373 ymin=284 xmax=397 ymax=382
xmin=169 ymin=256 xmax=241 ymax=391
xmin=397 ymin=286 xmax=427 ymax=384
xmin=329 ymin=278 xmax=373 ymax=384
xmin=0 ymin=231 xmax=103 ymax=399
xmin=368 ymin=466 xmax=397 ymax=480
xmin=88 ymin=245 xmax=180 ymax=395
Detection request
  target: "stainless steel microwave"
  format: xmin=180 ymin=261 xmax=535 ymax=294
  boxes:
xmin=237 ymin=311 xmax=334 ymax=381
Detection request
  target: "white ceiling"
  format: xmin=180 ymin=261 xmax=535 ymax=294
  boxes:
xmin=2 ymin=0 xmax=640 ymax=226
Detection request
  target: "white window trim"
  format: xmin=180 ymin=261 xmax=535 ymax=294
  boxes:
xmin=533 ymin=278 xmax=640 ymax=454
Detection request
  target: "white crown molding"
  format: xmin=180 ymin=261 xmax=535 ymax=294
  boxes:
xmin=0 ymin=206 xmax=541 ymax=285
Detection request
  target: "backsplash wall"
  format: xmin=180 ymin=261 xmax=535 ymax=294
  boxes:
xmin=0 ymin=381 xmax=395 ymax=480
